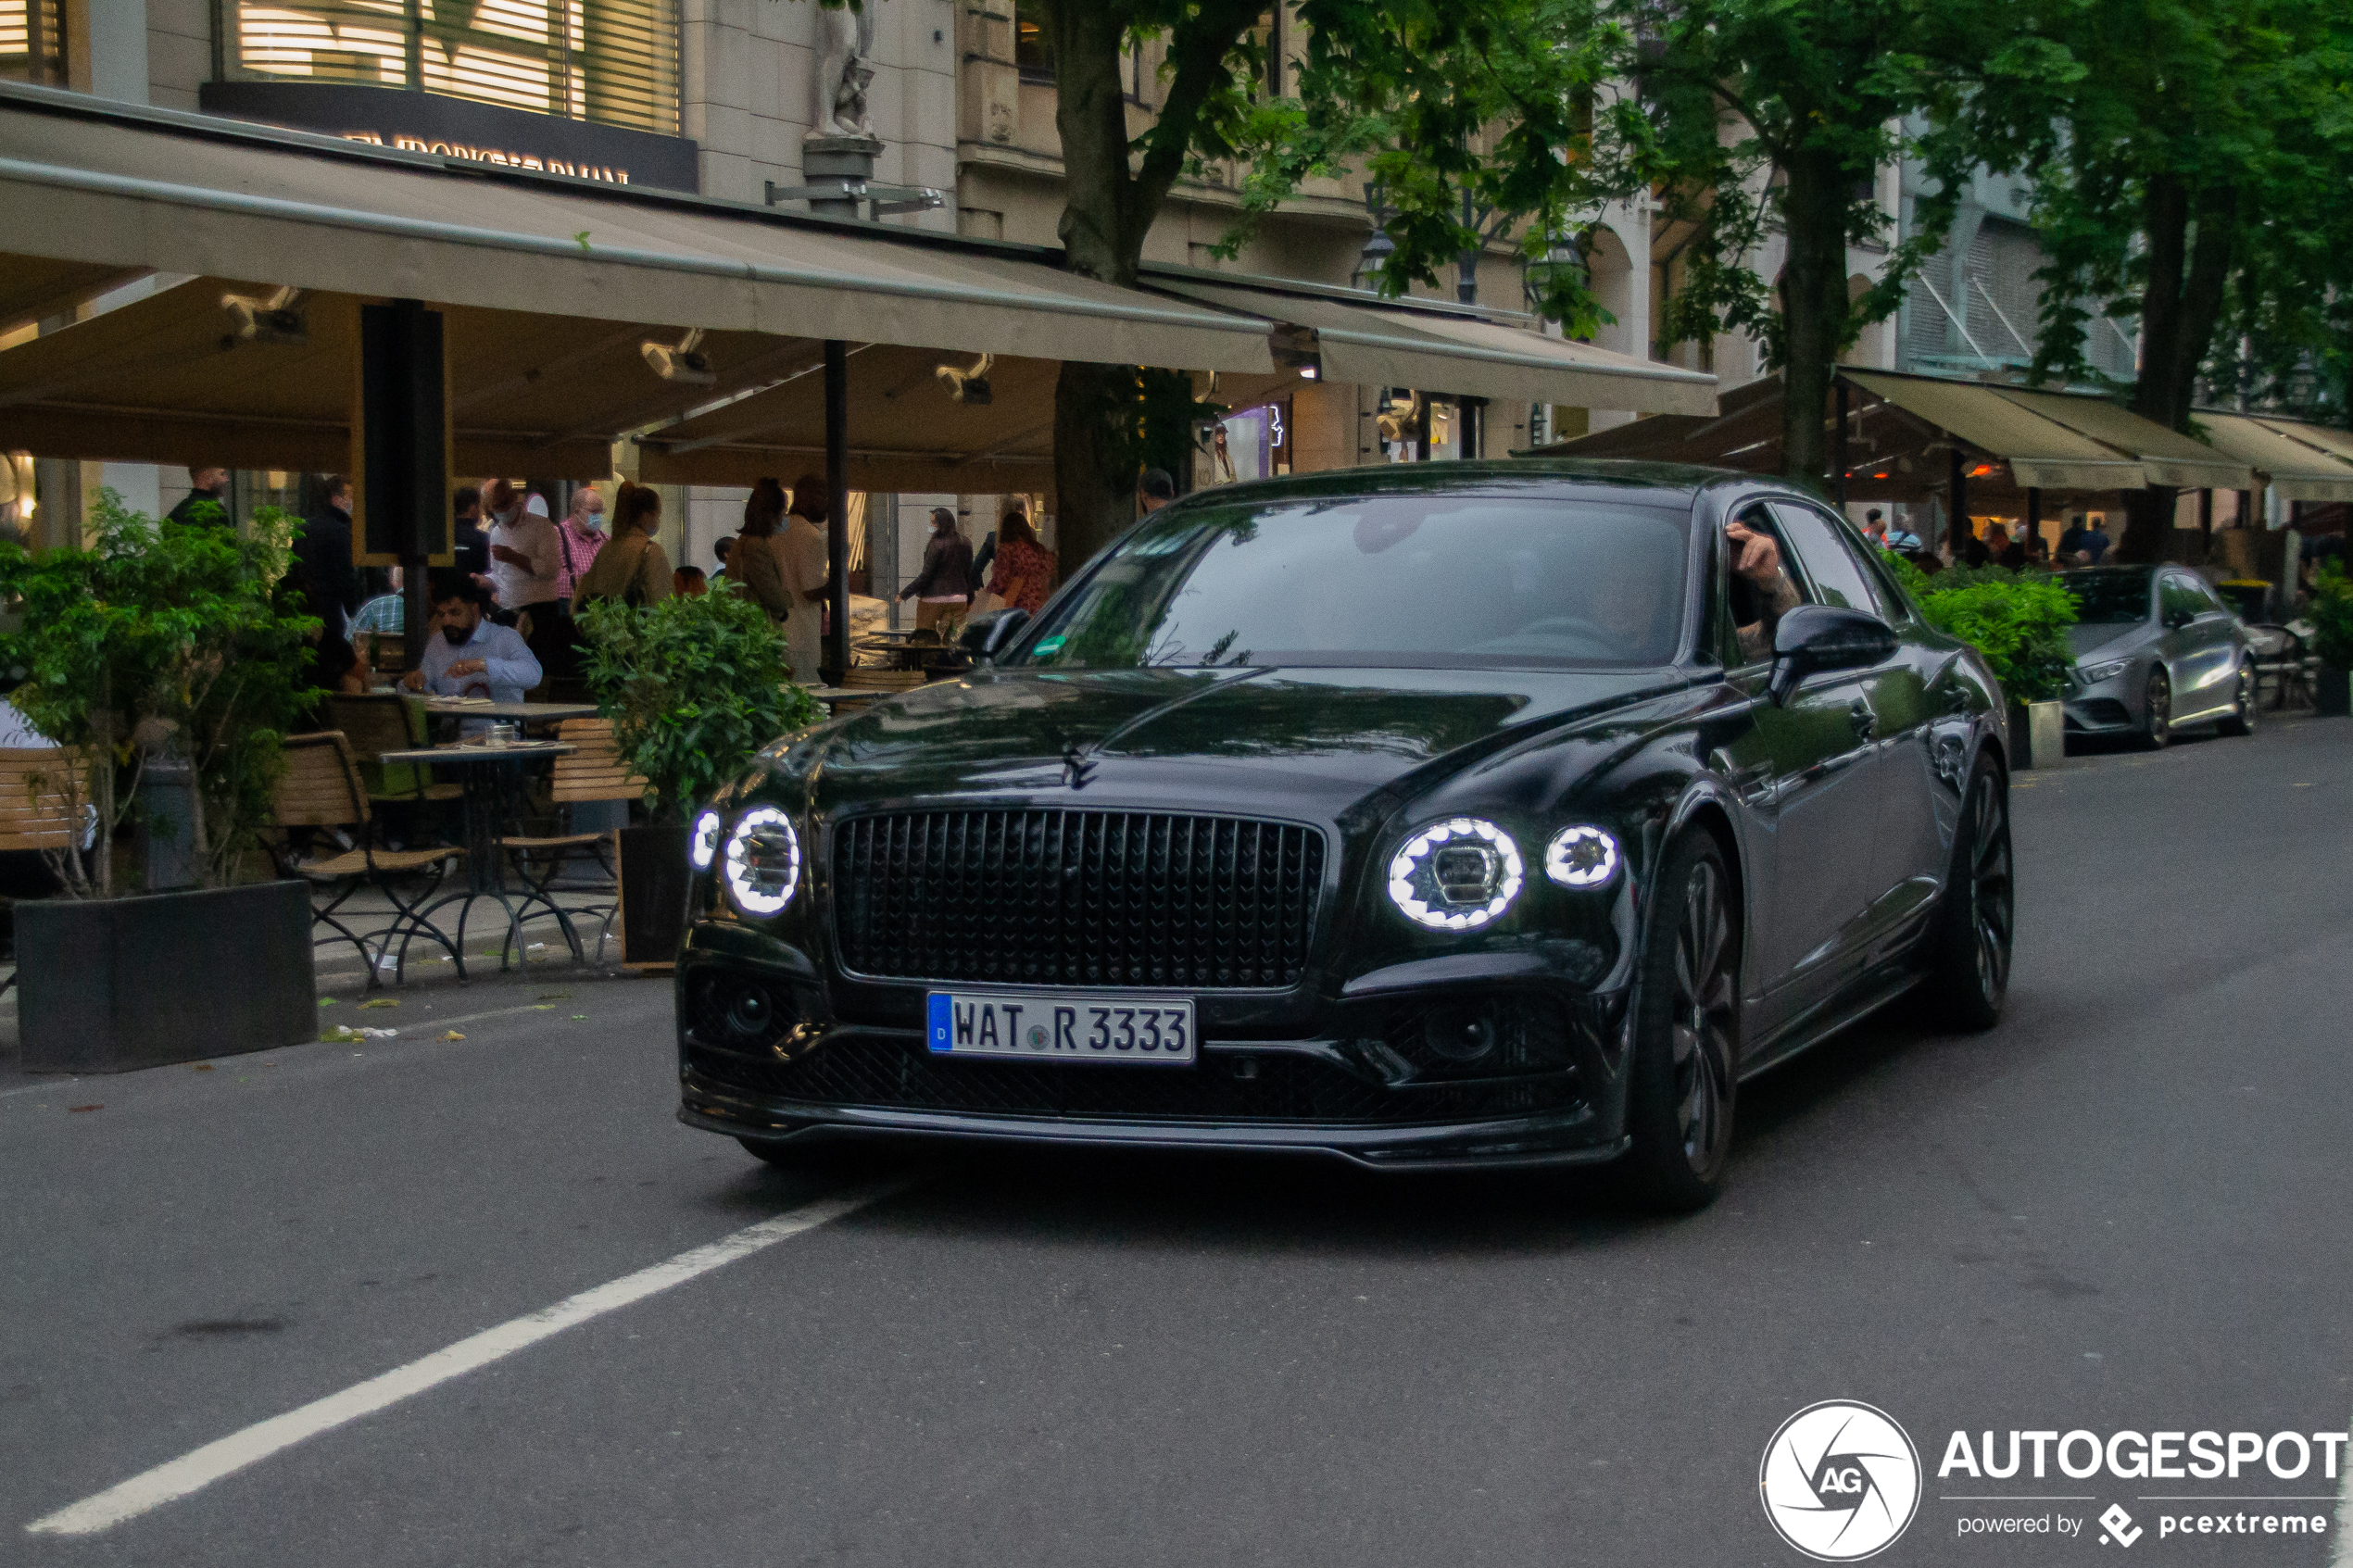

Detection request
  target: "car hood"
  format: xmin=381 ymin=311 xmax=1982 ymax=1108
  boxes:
xmin=789 ymin=665 xmax=1691 ymax=822
xmin=2067 ymin=621 xmax=2148 ymax=658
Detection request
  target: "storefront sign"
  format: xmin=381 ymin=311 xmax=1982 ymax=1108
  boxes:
xmin=197 ymin=81 xmax=701 ymax=193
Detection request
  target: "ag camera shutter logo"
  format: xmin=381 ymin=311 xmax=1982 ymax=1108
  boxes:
xmin=1760 ymin=1400 xmax=1922 ymax=1561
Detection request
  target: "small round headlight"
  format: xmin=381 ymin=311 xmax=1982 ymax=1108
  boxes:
xmin=688 ymin=809 xmax=723 ymax=872
xmin=1386 ymin=817 xmax=1524 ymax=931
xmin=1544 ymin=825 xmax=1621 ymax=889
xmin=723 ymin=806 xmax=800 ymax=916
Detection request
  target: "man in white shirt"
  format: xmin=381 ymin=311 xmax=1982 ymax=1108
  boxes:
xmin=488 ymin=490 xmax=562 ymax=619
xmin=402 ymin=572 xmax=542 ymax=723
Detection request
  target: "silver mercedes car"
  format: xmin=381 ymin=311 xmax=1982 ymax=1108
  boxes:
xmin=2061 ymin=565 xmax=2256 ymax=746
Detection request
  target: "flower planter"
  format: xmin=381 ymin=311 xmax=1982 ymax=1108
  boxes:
xmin=615 ymin=822 xmax=691 ymax=968
xmin=2318 ymin=665 xmax=2351 ymax=718
xmin=2007 ymin=699 xmax=2066 ymax=770
xmin=15 ymin=879 xmax=316 ymax=1073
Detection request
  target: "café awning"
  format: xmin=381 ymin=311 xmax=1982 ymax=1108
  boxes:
xmin=0 ymin=82 xmax=1277 ymax=376
xmin=1840 ymin=372 xmax=2151 ymax=492
xmin=2189 ymin=413 xmax=2353 ymax=503
xmin=1986 ymin=385 xmax=2254 ymax=492
xmin=1146 ymin=272 xmax=1718 ymax=418
xmin=635 ymin=347 xmax=1062 ymax=494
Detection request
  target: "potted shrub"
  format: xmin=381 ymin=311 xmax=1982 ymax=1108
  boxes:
xmin=0 ymin=492 xmax=321 ymax=1072
xmin=1885 ymin=555 xmax=2076 ymax=767
xmin=2308 ymin=561 xmax=2353 ymax=717
xmin=577 ymin=587 xmax=817 ymax=965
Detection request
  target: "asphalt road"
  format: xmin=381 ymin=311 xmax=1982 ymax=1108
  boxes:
xmin=3 ymin=716 xmax=2348 ymax=1567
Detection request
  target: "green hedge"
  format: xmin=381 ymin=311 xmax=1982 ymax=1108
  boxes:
xmin=2309 ymin=561 xmax=2353 ymax=671
xmin=1881 ymin=553 xmax=2077 ymax=705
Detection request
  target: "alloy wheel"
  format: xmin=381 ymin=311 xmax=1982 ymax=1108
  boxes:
xmin=1668 ymin=858 xmax=1738 ymax=1174
xmin=2145 ymin=669 xmax=2171 ymax=745
xmin=1964 ymin=771 xmax=2014 ymax=1002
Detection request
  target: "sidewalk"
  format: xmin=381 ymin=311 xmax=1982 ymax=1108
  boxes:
xmin=0 ymin=879 xmax=633 ymax=1048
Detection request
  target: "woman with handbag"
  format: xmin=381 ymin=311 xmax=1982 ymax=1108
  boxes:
xmin=573 ymin=482 xmax=673 ymax=609
xmin=979 ymin=510 xmax=1055 ymax=616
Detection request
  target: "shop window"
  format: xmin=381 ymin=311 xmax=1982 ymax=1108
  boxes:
xmin=1 ymin=0 xmax=67 ymax=85
xmin=226 ymin=0 xmax=682 ymax=135
xmin=1013 ymin=0 xmax=1051 ymax=82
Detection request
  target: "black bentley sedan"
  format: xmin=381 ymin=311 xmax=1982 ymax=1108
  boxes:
xmin=676 ymin=461 xmax=2013 ymax=1208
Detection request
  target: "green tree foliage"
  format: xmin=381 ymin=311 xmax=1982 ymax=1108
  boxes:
xmin=1976 ymin=0 xmax=2353 ymax=558
xmin=575 ymin=586 xmax=819 ymax=822
xmin=2305 ymin=561 xmax=2353 ymax=672
xmin=1620 ymin=0 xmax=2037 ymax=490
xmin=0 ymin=492 xmax=320 ymax=897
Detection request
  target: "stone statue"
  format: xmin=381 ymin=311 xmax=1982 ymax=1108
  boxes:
xmin=810 ymin=3 xmax=879 ymax=140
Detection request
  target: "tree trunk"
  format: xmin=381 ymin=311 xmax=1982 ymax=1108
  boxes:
xmin=2119 ymin=176 xmax=2236 ymax=563
xmin=1777 ymin=150 xmax=1852 ymax=494
xmin=1044 ymin=2 xmax=1146 ymax=582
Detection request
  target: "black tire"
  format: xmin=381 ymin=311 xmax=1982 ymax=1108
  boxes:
xmin=2217 ymin=659 xmax=2257 ymax=736
xmin=2141 ymin=667 xmax=2172 ymax=748
xmin=1617 ymin=833 xmax=1741 ymax=1212
xmin=1924 ymin=759 xmax=2013 ymax=1030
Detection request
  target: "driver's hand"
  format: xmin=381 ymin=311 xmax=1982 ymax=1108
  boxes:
xmin=1726 ymin=520 xmax=1783 ymax=583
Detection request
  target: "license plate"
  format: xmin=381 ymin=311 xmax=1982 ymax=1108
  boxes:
xmin=925 ymin=991 xmax=1197 ymax=1065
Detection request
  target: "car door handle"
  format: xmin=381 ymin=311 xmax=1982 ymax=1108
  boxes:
xmin=1848 ymin=699 xmax=1878 ymax=741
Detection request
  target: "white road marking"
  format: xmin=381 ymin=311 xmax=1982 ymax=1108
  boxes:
xmin=26 ymin=1176 xmax=919 ymax=1537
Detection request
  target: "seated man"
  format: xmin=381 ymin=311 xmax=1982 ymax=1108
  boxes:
xmin=402 ymin=570 xmax=541 ymax=719
xmin=1727 ymin=511 xmax=1801 ymax=663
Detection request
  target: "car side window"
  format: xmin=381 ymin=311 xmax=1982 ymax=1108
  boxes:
xmin=2159 ymin=574 xmax=2206 ymax=625
xmin=1770 ymin=501 xmax=1892 ymax=621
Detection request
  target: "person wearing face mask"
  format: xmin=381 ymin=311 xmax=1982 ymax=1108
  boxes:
xmin=402 ymin=571 xmax=542 ymax=731
xmin=553 ymin=483 xmax=610 ymax=613
xmin=573 ymin=481 xmax=674 ymax=608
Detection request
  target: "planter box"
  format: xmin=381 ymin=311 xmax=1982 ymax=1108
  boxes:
xmin=16 ymin=879 xmax=316 ymax=1073
xmin=2319 ymin=665 xmax=2351 ymax=718
xmin=2008 ymin=700 xmax=2066 ymax=770
xmin=615 ymin=822 xmax=690 ymax=968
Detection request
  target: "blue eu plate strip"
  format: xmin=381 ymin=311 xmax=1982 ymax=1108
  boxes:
xmin=926 ymin=992 xmax=952 ymax=1053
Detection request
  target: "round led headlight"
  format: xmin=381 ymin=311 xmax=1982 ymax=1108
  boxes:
xmin=688 ymin=809 xmax=723 ymax=872
xmin=1544 ymin=824 xmax=1621 ymax=889
xmin=1386 ymin=817 xmax=1524 ymax=931
xmin=723 ymin=805 xmax=800 ymax=917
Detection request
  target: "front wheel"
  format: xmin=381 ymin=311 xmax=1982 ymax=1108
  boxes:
xmin=1617 ymin=833 xmax=1741 ymax=1211
xmin=1923 ymin=759 xmax=2013 ymax=1030
xmin=2141 ymin=668 xmax=2172 ymax=748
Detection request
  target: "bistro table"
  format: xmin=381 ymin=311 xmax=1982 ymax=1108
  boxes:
xmin=415 ymin=696 xmax=601 ymax=725
xmin=377 ymin=738 xmax=581 ymax=974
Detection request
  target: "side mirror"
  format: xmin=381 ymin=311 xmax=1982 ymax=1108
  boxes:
xmin=1767 ymin=605 xmax=1897 ymax=706
xmin=2163 ymin=607 xmax=2196 ymax=631
xmin=957 ymin=607 xmax=1030 ymax=663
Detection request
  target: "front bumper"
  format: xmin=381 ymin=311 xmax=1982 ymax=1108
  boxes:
xmin=675 ymin=945 xmax=1639 ymax=1172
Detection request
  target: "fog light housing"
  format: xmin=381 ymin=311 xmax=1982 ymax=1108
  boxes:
xmin=689 ymin=808 xmax=723 ymax=871
xmin=724 ymin=805 xmax=800 ymax=917
xmin=1544 ymin=825 xmax=1621 ymax=889
xmin=1387 ymin=817 xmax=1524 ymax=930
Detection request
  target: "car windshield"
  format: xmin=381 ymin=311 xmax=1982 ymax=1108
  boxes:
xmin=1013 ymin=495 xmax=1691 ymax=671
xmin=2065 ymin=570 xmax=2155 ymax=624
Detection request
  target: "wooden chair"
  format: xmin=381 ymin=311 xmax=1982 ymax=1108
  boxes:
xmin=494 ymin=716 xmax=646 ymax=963
xmin=270 ymin=732 xmax=466 ymax=988
xmin=320 ymin=693 xmax=459 ymax=808
xmin=0 ymin=746 xmax=90 ymax=997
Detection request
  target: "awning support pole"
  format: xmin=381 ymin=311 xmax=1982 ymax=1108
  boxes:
xmin=2198 ymin=488 xmax=2214 ymax=549
xmin=1948 ymin=443 xmax=1968 ymax=554
xmin=823 ymin=338 xmax=849 ymax=684
xmin=1834 ymin=381 xmax=1850 ymax=507
xmin=2027 ymin=486 xmax=2043 ymax=548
